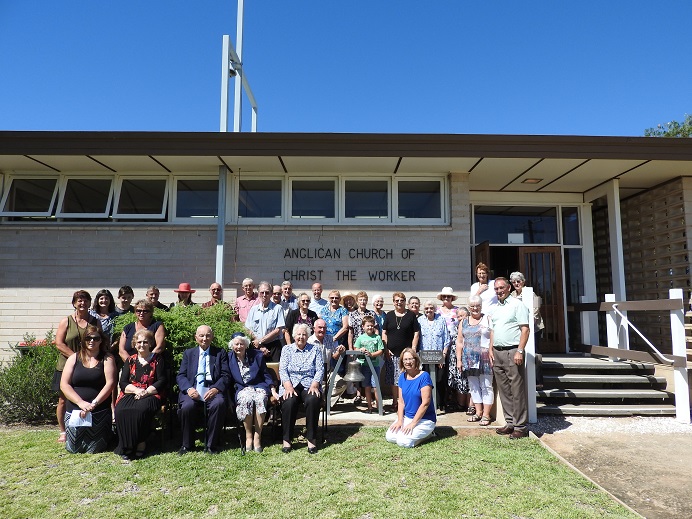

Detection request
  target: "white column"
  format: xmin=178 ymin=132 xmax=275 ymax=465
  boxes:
xmin=669 ymin=288 xmax=691 ymax=423
xmin=233 ymin=0 xmax=244 ymax=133
xmin=579 ymin=204 xmax=599 ymax=345
xmin=215 ymin=166 xmax=227 ymax=285
xmin=524 ymin=286 xmax=537 ymax=423
xmin=220 ymin=35 xmax=231 ymax=132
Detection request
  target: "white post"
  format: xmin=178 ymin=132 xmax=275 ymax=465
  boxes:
xmin=215 ymin=166 xmax=227 ymax=285
xmin=233 ymin=0 xmax=244 ymax=133
xmin=669 ymin=288 xmax=690 ymax=423
xmin=605 ymin=293 xmax=619 ymax=361
xmin=524 ymin=286 xmax=537 ymax=423
xmin=220 ymin=35 xmax=231 ymax=132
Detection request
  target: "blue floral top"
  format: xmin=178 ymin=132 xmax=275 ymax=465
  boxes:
xmin=320 ymin=306 xmax=348 ymax=339
xmin=417 ymin=314 xmax=451 ymax=351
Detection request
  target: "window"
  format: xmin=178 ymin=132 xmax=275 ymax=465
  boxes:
xmin=238 ymin=179 xmax=281 ymax=219
xmin=344 ymin=180 xmax=388 ymax=219
xmin=474 ymin=206 xmax=558 ymax=244
xmin=113 ymin=178 xmax=168 ymax=219
xmin=57 ymin=178 xmax=112 ymax=217
xmin=561 ymin=206 xmax=581 ymax=245
xmin=397 ymin=180 xmax=441 ymax=219
xmin=0 ymin=178 xmax=58 ymax=216
xmin=175 ymin=179 xmax=218 ymax=219
xmin=291 ymin=180 xmax=335 ymax=219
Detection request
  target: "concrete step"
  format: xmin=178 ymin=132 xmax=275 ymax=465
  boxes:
xmin=543 ymin=374 xmax=667 ymax=388
xmin=538 ymin=388 xmax=673 ymax=401
xmin=537 ymin=403 xmax=676 ymax=416
xmin=542 ymin=356 xmax=655 ymax=375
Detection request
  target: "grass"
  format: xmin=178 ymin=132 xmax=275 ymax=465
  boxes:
xmin=0 ymin=426 xmax=636 ymax=519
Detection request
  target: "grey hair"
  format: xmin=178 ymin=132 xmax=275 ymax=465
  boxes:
xmin=242 ymin=278 xmax=254 ymax=286
xmin=229 ymin=335 xmax=250 ymax=349
xmin=282 ymin=280 xmax=293 ymax=288
xmin=423 ymin=300 xmax=437 ymax=311
xmin=258 ymin=281 xmax=271 ymax=292
xmin=510 ymin=271 xmax=525 ymax=283
xmin=468 ymin=295 xmax=482 ymax=306
xmin=293 ymin=323 xmax=310 ymax=337
xmin=373 ymin=294 xmax=384 ymax=301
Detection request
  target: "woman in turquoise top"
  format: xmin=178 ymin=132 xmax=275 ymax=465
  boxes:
xmin=386 ymin=348 xmax=436 ymax=448
xmin=320 ymin=290 xmax=349 ymax=346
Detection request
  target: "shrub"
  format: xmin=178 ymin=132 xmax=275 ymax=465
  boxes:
xmin=0 ymin=331 xmax=59 ymax=425
xmin=112 ymin=303 xmax=247 ymax=368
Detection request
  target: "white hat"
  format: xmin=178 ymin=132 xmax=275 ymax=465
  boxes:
xmin=437 ymin=287 xmax=458 ymax=301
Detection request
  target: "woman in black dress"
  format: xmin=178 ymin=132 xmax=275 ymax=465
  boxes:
xmin=114 ymin=329 xmax=166 ymax=460
xmin=60 ymin=325 xmax=117 ymax=454
xmin=283 ymin=293 xmax=319 ymax=344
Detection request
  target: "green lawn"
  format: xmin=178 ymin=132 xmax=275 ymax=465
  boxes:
xmin=0 ymin=426 xmax=636 ymax=519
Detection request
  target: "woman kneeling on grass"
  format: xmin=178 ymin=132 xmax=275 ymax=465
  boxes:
xmin=386 ymin=348 xmax=436 ymax=448
xmin=60 ymin=325 xmax=117 ymax=454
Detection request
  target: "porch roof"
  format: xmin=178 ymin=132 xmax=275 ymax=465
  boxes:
xmin=1 ymin=131 xmax=692 ymax=198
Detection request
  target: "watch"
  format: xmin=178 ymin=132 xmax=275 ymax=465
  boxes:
xmin=517 ymin=349 xmax=525 ymax=355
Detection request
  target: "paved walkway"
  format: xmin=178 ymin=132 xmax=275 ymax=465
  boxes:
xmin=327 ymin=398 xmax=692 ymax=518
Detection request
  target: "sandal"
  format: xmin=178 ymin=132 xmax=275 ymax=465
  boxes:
xmin=466 ymin=406 xmax=476 ymax=416
xmin=479 ymin=417 xmax=492 ymax=426
xmin=467 ymin=414 xmax=482 ymax=422
xmin=57 ymin=432 xmax=66 ymax=443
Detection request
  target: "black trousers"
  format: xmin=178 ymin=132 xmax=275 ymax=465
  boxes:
xmin=281 ymin=383 xmax=321 ymax=443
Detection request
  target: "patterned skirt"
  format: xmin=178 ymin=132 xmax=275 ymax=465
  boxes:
xmin=64 ymin=407 xmax=112 ymax=454
xmin=235 ymin=386 xmax=268 ymax=422
xmin=447 ymin=349 xmax=469 ymax=394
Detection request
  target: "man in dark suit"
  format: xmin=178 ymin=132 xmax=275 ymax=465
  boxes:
xmin=176 ymin=325 xmax=231 ymax=454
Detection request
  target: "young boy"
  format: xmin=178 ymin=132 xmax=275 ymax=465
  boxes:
xmin=354 ymin=315 xmax=384 ymax=413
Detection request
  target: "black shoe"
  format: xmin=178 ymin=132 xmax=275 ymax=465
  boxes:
xmin=121 ymin=453 xmax=131 ymax=461
xmin=205 ymin=447 xmax=221 ymax=455
xmin=307 ymin=446 xmax=318 ymax=455
xmin=178 ymin=446 xmax=193 ymax=456
xmin=282 ymin=446 xmax=292 ymax=453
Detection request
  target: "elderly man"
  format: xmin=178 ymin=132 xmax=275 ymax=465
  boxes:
xmin=245 ymin=281 xmax=286 ymax=361
xmin=308 ymin=318 xmax=347 ymax=406
xmin=201 ymin=282 xmax=226 ymax=309
xmin=271 ymin=285 xmax=282 ymax=305
xmin=176 ymin=325 xmax=231 ymax=454
xmin=491 ymin=277 xmax=531 ymax=439
xmin=280 ymin=280 xmax=298 ymax=316
xmin=308 ymin=282 xmax=328 ymax=314
xmin=234 ymin=277 xmax=259 ymax=322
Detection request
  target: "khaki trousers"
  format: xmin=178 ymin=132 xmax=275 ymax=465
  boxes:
xmin=492 ymin=347 xmax=528 ymax=431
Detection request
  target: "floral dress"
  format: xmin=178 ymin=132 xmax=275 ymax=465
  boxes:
xmin=439 ymin=306 xmax=467 ymax=392
xmin=460 ymin=315 xmax=493 ymax=377
xmin=320 ymin=306 xmax=348 ymax=344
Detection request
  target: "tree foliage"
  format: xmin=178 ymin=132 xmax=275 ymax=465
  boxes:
xmin=645 ymin=114 xmax=692 ymax=137
xmin=112 ymin=304 xmax=246 ymax=367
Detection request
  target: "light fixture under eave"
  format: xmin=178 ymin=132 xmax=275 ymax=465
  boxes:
xmin=522 ymin=178 xmax=543 ymax=184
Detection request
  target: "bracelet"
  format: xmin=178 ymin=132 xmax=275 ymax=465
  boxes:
xmin=91 ymin=399 xmax=99 ymax=405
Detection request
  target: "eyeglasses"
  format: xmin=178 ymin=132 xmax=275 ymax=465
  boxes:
xmin=259 ymin=291 xmax=271 ymax=295
xmin=441 ymin=295 xmax=452 ymax=299
xmin=272 ymin=292 xmax=281 ymax=296
xmin=86 ymin=336 xmax=101 ymax=341
xmin=329 ymin=297 xmax=340 ymax=300
xmin=469 ymin=305 xmax=481 ymax=309
xmin=135 ymin=309 xmax=151 ymax=314
xmin=300 ymin=299 xmax=310 ymax=303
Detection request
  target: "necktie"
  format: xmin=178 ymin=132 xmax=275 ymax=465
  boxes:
xmin=197 ymin=351 xmax=208 ymax=386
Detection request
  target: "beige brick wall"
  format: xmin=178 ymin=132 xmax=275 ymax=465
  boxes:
xmin=0 ymin=173 xmax=472 ymax=363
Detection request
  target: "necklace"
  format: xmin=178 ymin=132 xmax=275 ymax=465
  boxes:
xmin=395 ymin=315 xmax=403 ymax=330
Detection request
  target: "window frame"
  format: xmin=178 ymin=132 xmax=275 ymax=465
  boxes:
xmin=172 ymin=176 xmax=220 ymax=223
xmin=394 ymin=177 xmax=446 ymax=224
xmin=288 ymin=177 xmax=338 ymax=223
xmin=0 ymin=176 xmax=60 ymax=217
xmin=235 ymin=176 xmax=285 ymax=222
xmin=55 ymin=176 xmax=114 ymax=219
xmin=112 ymin=176 xmax=169 ymax=220
xmin=340 ymin=176 xmax=392 ymax=224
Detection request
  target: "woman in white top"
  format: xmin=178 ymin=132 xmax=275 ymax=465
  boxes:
xmin=470 ymin=262 xmax=497 ymax=315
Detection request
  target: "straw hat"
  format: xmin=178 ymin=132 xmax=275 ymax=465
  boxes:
xmin=341 ymin=291 xmax=356 ymax=304
xmin=173 ymin=282 xmax=196 ymax=293
xmin=436 ymin=287 xmax=458 ymax=301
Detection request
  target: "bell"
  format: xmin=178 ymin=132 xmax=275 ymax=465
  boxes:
xmin=342 ymin=359 xmax=365 ymax=383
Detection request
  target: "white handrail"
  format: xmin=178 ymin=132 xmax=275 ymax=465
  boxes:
xmin=610 ymin=303 xmax=678 ymax=366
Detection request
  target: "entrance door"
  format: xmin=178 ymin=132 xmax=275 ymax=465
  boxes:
xmin=518 ymin=246 xmax=565 ymax=353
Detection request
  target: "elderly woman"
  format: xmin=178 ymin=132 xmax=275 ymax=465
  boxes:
xmin=386 ymin=348 xmax=436 ymax=448
xmin=456 ymin=295 xmax=494 ymax=425
xmin=114 ymin=329 xmax=166 ymax=460
xmin=118 ymin=299 xmax=166 ymax=362
xmin=279 ymin=323 xmax=324 ymax=454
xmin=228 ymin=333 xmax=276 ymax=454
xmin=372 ymin=294 xmax=386 ymax=334
xmin=284 ymin=292 xmax=319 ymax=344
xmin=471 ymin=262 xmax=497 ymax=314
xmin=60 ymin=325 xmax=117 ymax=453
xmin=347 ymin=291 xmax=375 ymax=348
xmin=320 ymin=290 xmax=349 ymax=346
xmin=510 ymin=271 xmax=544 ymax=339
xmin=417 ymin=301 xmax=451 ymax=413
xmin=54 ymin=290 xmax=101 ymax=443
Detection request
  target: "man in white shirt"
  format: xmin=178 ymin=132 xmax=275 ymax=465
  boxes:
xmin=309 ymin=282 xmax=328 ymax=314
xmin=308 ymin=319 xmax=347 ymax=407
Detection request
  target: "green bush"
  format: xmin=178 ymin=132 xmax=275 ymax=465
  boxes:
xmin=0 ymin=331 xmax=59 ymax=425
xmin=112 ymin=303 xmax=247 ymax=368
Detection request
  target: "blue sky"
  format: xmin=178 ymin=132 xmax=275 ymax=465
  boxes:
xmin=1 ymin=1 xmax=690 ymax=136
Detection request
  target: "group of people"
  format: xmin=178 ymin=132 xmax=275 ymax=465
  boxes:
xmin=53 ymin=266 xmax=538 ymax=456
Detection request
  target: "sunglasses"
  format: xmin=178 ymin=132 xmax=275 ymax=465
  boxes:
xmin=86 ymin=335 xmax=101 ymax=341
xmin=300 ymin=299 xmax=310 ymax=303
xmin=135 ymin=309 xmax=151 ymax=314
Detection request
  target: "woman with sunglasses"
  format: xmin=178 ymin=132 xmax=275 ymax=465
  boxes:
xmin=284 ymin=292 xmax=319 ymax=344
xmin=60 ymin=325 xmax=117 ymax=453
xmin=114 ymin=329 xmax=166 ymax=460
xmin=118 ymin=299 xmax=166 ymax=362
xmin=320 ymin=290 xmax=349 ymax=346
